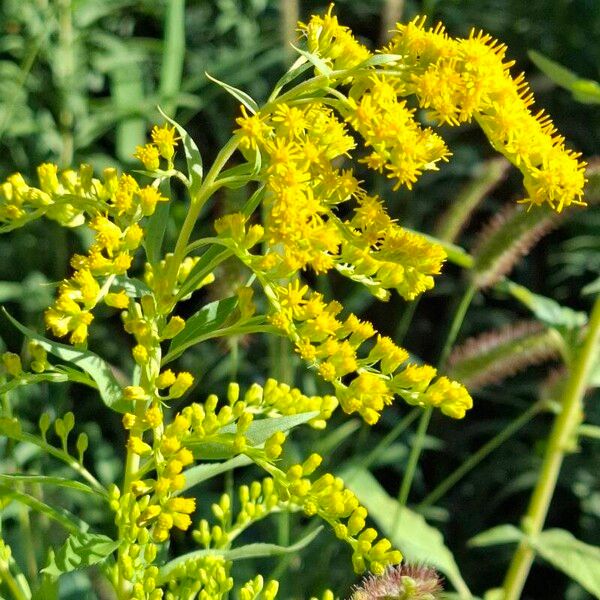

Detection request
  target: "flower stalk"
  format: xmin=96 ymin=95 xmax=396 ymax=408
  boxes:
xmin=502 ymin=294 xmax=600 ymax=600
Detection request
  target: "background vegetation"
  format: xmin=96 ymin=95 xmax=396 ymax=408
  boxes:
xmin=1 ymin=1 xmax=599 ymax=598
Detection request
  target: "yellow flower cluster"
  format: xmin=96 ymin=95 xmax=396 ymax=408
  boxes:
xmin=296 ymin=10 xmax=586 ymax=213
xmin=233 ymin=103 xmax=447 ymax=304
xmin=268 ymin=281 xmax=472 ymax=423
xmin=239 ymin=378 xmax=338 ymax=429
xmin=339 ymin=194 xmax=447 ymax=301
xmin=0 ymin=163 xmax=88 ymax=228
xmin=164 ymin=555 xmax=233 ymax=600
xmin=134 ymin=124 xmax=179 ymax=170
xmin=301 ymin=5 xmax=371 ymax=71
xmin=0 ymin=126 xmax=176 ymax=346
xmin=236 ymin=102 xmax=356 ymax=275
xmin=194 ymin=463 xmax=400 ymax=576
xmin=345 ymin=77 xmax=450 ymax=190
xmin=385 ymin=18 xmax=587 ymax=211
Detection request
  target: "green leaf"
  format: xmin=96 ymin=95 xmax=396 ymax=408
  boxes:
xmin=290 ymin=45 xmax=333 ymax=77
xmin=342 ymin=468 xmax=472 ymax=598
xmin=2 ymin=309 xmax=130 ymax=413
xmin=41 ymin=532 xmax=121 ymax=580
xmin=178 ymin=455 xmax=253 ymax=494
xmin=185 ymin=412 xmax=319 ymax=460
xmin=156 ymin=527 xmax=322 ymax=585
xmin=532 ymin=528 xmax=600 ymax=597
xmin=582 ymin=276 xmax=600 ymax=296
xmin=175 ymin=246 xmax=233 ymax=302
xmin=571 ymin=79 xmax=600 ymax=104
xmin=0 ymin=486 xmax=89 ymax=534
xmin=0 ymin=281 xmax=23 ymax=303
xmin=111 ymin=275 xmax=151 ymax=298
xmin=357 ymin=53 xmax=404 ymax=68
xmin=268 ymin=57 xmax=312 ymax=101
xmin=528 ymin=50 xmax=580 ymax=89
xmin=166 ymin=296 xmax=238 ymax=362
xmin=158 ymin=109 xmax=204 ymax=195
xmin=144 ymin=178 xmax=171 ymax=265
xmin=0 ymin=474 xmax=97 ymax=497
xmin=31 ymin=564 xmax=59 ymax=600
xmin=528 ymin=51 xmax=600 ymax=105
xmin=499 ymin=281 xmax=587 ymax=331
xmin=578 ymin=424 xmax=600 ymax=440
xmin=468 ymin=524 xmax=523 ymax=547
xmin=205 ymin=72 xmax=259 ymax=114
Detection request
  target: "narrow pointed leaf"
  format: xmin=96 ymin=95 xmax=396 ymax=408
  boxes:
xmin=178 ymin=455 xmax=253 ymax=494
xmin=2 ymin=309 xmax=129 ymax=413
xmin=157 ymin=527 xmax=322 ymax=584
xmin=158 ymin=109 xmax=204 ymax=194
xmin=468 ymin=524 xmax=522 ymax=547
xmin=0 ymin=474 xmax=97 ymax=497
xmin=41 ymin=532 xmax=121 ymax=579
xmin=0 ymin=486 xmax=89 ymax=534
xmin=205 ymin=72 xmax=259 ymax=114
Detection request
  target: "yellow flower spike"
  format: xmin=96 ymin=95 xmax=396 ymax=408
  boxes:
xmin=235 ymin=105 xmax=273 ymax=150
xmin=128 ymin=436 xmax=152 ymax=456
xmin=151 ymin=124 xmax=179 ymax=160
xmin=134 ymin=144 xmax=160 ymax=171
xmin=155 ymin=369 xmax=176 ymax=390
xmin=104 ymin=291 xmax=130 ymax=310
xmin=161 ymin=316 xmax=185 ymax=340
xmin=169 ymin=372 xmax=194 ymax=398
xmin=123 ymin=385 xmax=149 ymax=401
xmin=122 ymin=413 xmax=137 ymax=430
xmin=144 ymin=406 xmax=163 ymax=428
xmin=132 ymin=345 xmax=149 ymax=365
xmin=138 ymin=186 xmax=168 ymax=217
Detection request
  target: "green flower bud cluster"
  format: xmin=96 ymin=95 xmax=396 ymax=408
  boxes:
xmin=239 ymin=574 xmax=279 ymax=600
xmin=164 ymin=555 xmax=233 ymax=600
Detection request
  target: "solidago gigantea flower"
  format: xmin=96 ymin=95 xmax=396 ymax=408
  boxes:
xmin=382 ymin=16 xmax=586 ymax=212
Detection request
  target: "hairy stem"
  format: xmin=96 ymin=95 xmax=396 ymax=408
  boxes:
xmin=502 ymin=294 xmax=600 ymax=600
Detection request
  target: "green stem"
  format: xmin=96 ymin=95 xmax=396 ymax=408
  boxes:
xmin=159 ymin=0 xmax=186 ymax=116
xmin=395 ymin=281 xmax=477 ymax=511
xmin=359 ymin=408 xmax=420 ymax=473
xmin=0 ymin=560 xmax=29 ymax=600
xmin=57 ymin=0 xmax=74 ymax=167
xmin=396 ymin=406 xmax=432 ymax=511
xmin=439 ymin=281 xmax=477 ymax=371
xmin=419 ymin=401 xmax=542 ymax=509
xmin=168 ymin=136 xmax=241 ymax=295
xmin=502 ymin=294 xmax=600 ymax=600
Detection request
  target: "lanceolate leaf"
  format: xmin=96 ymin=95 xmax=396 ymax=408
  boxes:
xmin=342 ymin=468 xmax=471 ymax=598
xmin=498 ymin=281 xmax=588 ymax=332
xmin=2 ymin=309 xmax=129 ymax=413
xmin=156 ymin=527 xmax=322 ymax=585
xmin=0 ymin=474 xmax=97 ymax=497
xmin=166 ymin=296 xmax=238 ymax=360
xmin=205 ymin=72 xmax=260 ymax=114
xmin=184 ymin=412 xmax=319 ymax=459
xmin=0 ymin=486 xmax=89 ymax=534
xmin=159 ymin=109 xmax=204 ymax=194
xmin=41 ymin=532 xmax=121 ymax=580
xmin=532 ymin=529 xmax=600 ymax=597
xmin=178 ymin=455 xmax=253 ymax=494
xmin=468 ymin=524 xmax=523 ymax=547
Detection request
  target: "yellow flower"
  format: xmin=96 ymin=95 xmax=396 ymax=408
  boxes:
xmin=151 ymin=124 xmax=179 ymax=160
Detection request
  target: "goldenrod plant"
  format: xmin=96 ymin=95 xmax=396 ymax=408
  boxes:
xmin=0 ymin=7 xmax=594 ymax=600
